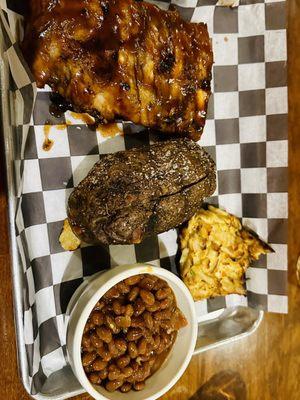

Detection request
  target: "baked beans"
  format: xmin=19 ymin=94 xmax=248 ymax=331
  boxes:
xmin=81 ymin=274 xmax=187 ymax=393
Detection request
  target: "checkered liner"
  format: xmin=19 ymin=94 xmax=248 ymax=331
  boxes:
xmin=0 ymin=0 xmax=288 ymax=396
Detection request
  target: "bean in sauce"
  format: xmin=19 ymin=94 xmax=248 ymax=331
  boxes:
xmin=81 ymin=274 xmax=187 ymax=393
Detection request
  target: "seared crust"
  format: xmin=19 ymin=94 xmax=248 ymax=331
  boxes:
xmin=23 ymin=0 xmax=213 ymax=140
xmin=67 ymin=139 xmax=216 ymax=245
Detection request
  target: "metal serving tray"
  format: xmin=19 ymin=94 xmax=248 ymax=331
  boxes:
xmin=0 ymin=32 xmax=263 ymax=400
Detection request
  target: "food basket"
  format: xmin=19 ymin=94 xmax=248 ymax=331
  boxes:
xmin=0 ymin=0 xmax=287 ymax=398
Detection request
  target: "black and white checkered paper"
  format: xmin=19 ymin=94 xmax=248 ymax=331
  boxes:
xmin=0 ymin=0 xmax=288 ymax=396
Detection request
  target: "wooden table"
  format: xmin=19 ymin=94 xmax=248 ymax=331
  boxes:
xmin=1 ymin=2 xmax=299 ymax=399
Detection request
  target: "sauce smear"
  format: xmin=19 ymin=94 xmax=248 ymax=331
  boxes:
xmin=49 ymin=92 xmax=73 ymax=118
xmin=69 ymin=111 xmax=95 ymax=125
xmin=55 ymin=124 xmax=66 ymax=131
xmin=97 ymin=123 xmax=122 ymax=138
xmin=43 ymin=125 xmax=54 ymax=151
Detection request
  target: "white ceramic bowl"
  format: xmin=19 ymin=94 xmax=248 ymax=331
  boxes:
xmin=66 ymin=263 xmax=197 ymax=400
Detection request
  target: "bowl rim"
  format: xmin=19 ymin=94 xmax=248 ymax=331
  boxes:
xmin=67 ymin=263 xmax=198 ymax=400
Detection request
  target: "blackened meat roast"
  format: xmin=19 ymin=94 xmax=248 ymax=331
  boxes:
xmin=67 ymin=139 xmax=216 ymax=245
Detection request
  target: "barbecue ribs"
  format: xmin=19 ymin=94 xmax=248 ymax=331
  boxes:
xmin=23 ymin=0 xmax=213 ymax=140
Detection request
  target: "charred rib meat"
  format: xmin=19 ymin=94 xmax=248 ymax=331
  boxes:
xmin=23 ymin=0 xmax=213 ymax=140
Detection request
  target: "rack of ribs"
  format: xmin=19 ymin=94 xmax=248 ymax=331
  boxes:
xmin=23 ymin=0 xmax=213 ymax=140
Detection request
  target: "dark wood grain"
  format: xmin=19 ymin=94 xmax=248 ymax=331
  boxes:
xmin=0 ymin=1 xmax=299 ymax=399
